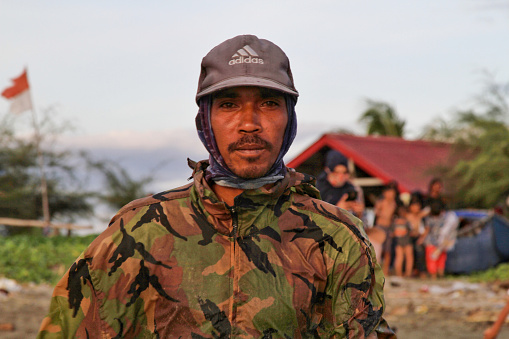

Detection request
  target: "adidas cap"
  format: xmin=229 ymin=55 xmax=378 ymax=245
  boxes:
xmin=196 ymin=35 xmax=298 ymax=103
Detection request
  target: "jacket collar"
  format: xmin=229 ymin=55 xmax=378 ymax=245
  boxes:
xmin=189 ymin=159 xmax=319 ymax=236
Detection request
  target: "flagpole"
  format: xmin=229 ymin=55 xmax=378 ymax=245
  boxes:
xmin=26 ymin=69 xmax=51 ymax=229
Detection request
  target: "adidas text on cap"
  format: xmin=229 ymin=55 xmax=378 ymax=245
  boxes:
xmin=196 ymin=35 xmax=298 ymax=103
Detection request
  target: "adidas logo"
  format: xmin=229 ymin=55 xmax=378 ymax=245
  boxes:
xmin=228 ymin=45 xmax=264 ymax=65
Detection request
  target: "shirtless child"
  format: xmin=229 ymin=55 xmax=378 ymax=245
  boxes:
xmin=406 ymin=192 xmax=430 ymax=277
xmin=392 ymin=206 xmax=413 ymax=277
xmin=374 ymin=182 xmax=399 ymax=275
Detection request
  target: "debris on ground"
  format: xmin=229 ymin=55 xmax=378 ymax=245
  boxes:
xmin=0 ymin=323 xmax=15 ymax=331
xmin=0 ymin=278 xmax=22 ymax=294
xmin=384 ymin=277 xmax=509 ymax=338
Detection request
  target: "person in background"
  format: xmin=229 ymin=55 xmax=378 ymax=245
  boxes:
xmin=316 ymin=152 xmax=390 ymax=264
xmin=391 ymin=205 xmax=413 ymax=277
xmin=406 ymin=191 xmax=429 ymax=278
xmin=424 ymin=177 xmax=446 ymax=215
xmin=423 ymin=177 xmax=452 ymax=279
xmin=316 ymin=149 xmax=365 ymax=220
xmin=424 ymin=204 xmax=460 ymax=280
xmin=424 ymin=205 xmax=446 ymax=279
xmin=374 ymin=181 xmax=400 ymax=275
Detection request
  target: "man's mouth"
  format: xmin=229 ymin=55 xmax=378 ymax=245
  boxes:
xmin=236 ymin=144 xmax=265 ymax=151
xmin=234 ymin=144 xmax=266 ymax=156
xmin=227 ymin=136 xmax=273 ymax=155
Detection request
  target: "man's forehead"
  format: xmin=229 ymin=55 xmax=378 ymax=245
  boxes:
xmin=212 ymin=86 xmax=285 ymax=99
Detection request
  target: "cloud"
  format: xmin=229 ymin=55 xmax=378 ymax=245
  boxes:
xmin=61 ymin=128 xmax=204 ymax=151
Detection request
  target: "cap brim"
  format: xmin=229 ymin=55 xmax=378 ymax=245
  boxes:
xmin=196 ymin=76 xmax=298 ymax=102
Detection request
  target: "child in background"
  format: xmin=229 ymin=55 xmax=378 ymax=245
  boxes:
xmin=406 ymin=192 xmax=429 ymax=278
xmin=392 ymin=205 xmax=413 ymax=277
xmin=424 ymin=207 xmax=445 ymax=279
xmin=425 ymin=208 xmax=459 ymax=279
xmin=374 ymin=181 xmax=400 ymax=275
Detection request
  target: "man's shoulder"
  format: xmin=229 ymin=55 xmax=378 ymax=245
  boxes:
xmin=291 ymin=194 xmax=368 ymax=242
xmin=113 ymin=182 xmax=194 ymax=221
xmin=85 ymin=182 xmax=195 ymax=258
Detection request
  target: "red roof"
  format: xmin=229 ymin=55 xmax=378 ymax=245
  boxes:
xmin=287 ymin=134 xmax=457 ymax=193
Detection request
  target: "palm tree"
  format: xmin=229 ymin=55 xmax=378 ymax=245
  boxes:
xmin=420 ymin=117 xmax=459 ymax=142
xmin=422 ymin=76 xmax=509 ymax=211
xmin=358 ymin=99 xmax=406 ymax=137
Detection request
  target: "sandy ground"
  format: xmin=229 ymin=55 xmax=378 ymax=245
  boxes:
xmin=1 ymin=277 xmax=509 ymax=338
xmin=0 ymin=283 xmax=53 ymax=339
xmin=383 ymin=276 xmax=509 ymax=338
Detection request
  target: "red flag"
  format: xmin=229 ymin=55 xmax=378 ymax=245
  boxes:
xmin=1 ymin=69 xmax=33 ymax=114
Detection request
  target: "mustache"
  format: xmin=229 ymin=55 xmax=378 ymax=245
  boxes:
xmin=227 ymin=135 xmax=273 ymax=153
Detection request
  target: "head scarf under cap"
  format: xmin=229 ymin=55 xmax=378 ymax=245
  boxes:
xmin=195 ymin=94 xmax=297 ymax=189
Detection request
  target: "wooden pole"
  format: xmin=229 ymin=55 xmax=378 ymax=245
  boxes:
xmin=0 ymin=217 xmax=93 ymax=230
xmin=26 ymin=70 xmax=51 ymax=228
xmin=30 ymin=110 xmax=51 ymax=226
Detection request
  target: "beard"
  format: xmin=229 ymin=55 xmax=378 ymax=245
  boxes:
xmin=225 ymin=135 xmax=277 ymax=179
xmin=233 ymin=164 xmax=270 ymax=179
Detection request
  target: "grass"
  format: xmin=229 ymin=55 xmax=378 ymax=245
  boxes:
xmin=2 ymin=233 xmax=508 ymax=286
xmin=0 ymin=234 xmax=98 ymax=284
xmin=447 ymin=262 xmax=509 ymax=283
xmin=464 ymin=262 xmax=509 ymax=283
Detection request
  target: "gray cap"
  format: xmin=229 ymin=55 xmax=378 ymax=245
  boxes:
xmin=196 ymin=35 xmax=298 ymax=103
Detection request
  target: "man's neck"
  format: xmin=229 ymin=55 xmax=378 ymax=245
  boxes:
xmin=211 ymin=184 xmax=244 ymax=206
xmin=211 ymin=182 xmax=277 ymax=206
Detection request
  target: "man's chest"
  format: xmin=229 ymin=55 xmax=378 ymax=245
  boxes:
xmin=100 ymin=222 xmax=330 ymax=338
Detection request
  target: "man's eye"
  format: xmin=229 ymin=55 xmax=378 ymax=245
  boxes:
xmin=219 ymin=102 xmax=236 ymax=108
xmin=263 ymin=100 xmax=279 ymax=107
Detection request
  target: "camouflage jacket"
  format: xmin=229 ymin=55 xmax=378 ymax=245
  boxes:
xmin=38 ymin=161 xmax=394 ymax=338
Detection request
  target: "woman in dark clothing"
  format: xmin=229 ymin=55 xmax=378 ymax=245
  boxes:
xmin=316 ymin=150 xmax=365 ymax=220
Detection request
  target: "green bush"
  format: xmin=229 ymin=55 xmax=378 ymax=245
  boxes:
xmin=447 ymin=262 xmax=509 ymax=283
xmin=0 ymin=234 xmax=98 ymax=284
xmin=465 ymin=262 xmax=509 ymax=283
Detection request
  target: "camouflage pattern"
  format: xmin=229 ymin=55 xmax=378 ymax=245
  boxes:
xmin=38 ymin=160 xmax=395 ymax=338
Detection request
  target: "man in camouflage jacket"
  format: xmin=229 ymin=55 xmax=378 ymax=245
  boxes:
xmin=38 ymin=35 xmax=395 ymax=338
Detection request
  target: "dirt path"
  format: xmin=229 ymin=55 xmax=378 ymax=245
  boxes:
xmin=384 ymin=276 xmax=509 ymax=338
xmin=0 ymin=283 xmax=53 ymax=339
xmin=1 ymin=278 xmax=508 ymax=338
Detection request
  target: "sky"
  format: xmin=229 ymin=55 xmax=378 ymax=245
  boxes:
xmin=1 ymin=0 xmax=509 ymax=195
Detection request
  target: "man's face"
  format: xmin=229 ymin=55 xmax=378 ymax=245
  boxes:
xmin=326 ymin=164 xmax=349 ymax=187
xmin=210 ymin=86 xmax=288 ymax=179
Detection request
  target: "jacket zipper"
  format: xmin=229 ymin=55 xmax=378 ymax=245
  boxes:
xmin=228 ymin=205 xmax=238 ymax=337
xmin=229 ymin=205 xmax=238 ymax=239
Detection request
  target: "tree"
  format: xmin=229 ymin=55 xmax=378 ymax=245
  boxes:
xmin=86 ymin=158 xmax=153 ymax=210
xmin=420 ymin=117 xmax=459 ymax=143
xmin=0 ymin=109 xmax=93 ymax=233
xmin=422 ymin=76 xmax=509 ymax=212
xmin=0 ymin=108 xmax=156 ymax=234
xmin=358 ymin=99 xmax=406 ymax=137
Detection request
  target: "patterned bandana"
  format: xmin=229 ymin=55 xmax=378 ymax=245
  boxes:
xmin=195 ymin=94 xmax=297 ymax=189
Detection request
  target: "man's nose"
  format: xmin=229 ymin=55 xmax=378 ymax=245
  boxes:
xmin=238 ymin=103 xmax=261 ymax=133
